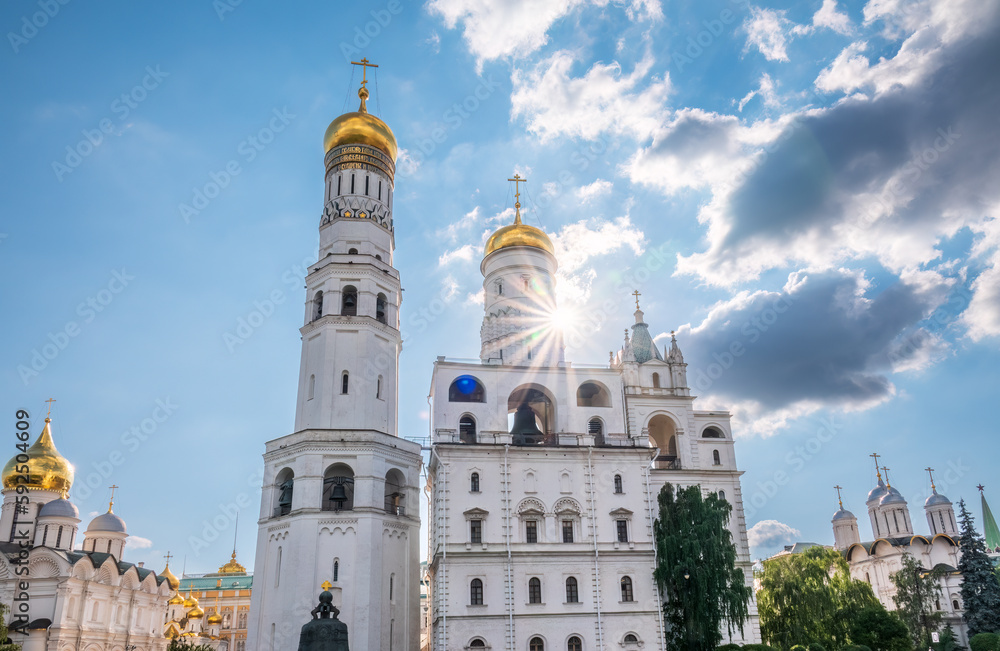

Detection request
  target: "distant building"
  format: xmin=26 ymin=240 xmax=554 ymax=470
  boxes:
xmin=164 ymin=550 xmax=253 ymax=649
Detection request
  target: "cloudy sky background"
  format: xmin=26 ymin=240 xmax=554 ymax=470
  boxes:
xmin=1 ymin=0 xmax=998 ymax=569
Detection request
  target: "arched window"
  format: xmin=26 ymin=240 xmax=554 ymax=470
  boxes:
xmin=342 ymin=371 xmax=349 ymax=394
xmin=323 ymin=464 xmax=354 ymax=511
xmin=866 ymin=572 xmax=871 ymax=583
xmin=624 ymin=634 xmax=638 ymax=643
xmin=614 ymin=475 xmax=623 ymax=494
xmin=312 ymin=291 xmax=323 ymax=321
xmin=496 ymin=279 xmax=503 ymax=295
xmin=953 ymin=599 xmax=960 ymax=610
xmin=275 ymin=546 xmax=282 ymax=587
xmin=308 ymin=374 xmax=315 ymax=400
xmin=450 ymin=376 xmax=486 ymax=402
xmin=648 ymin=415 xmax=678 ymax=466
xmin=470 ymin=640 xmax=486 ymax=648
xmin=55 ymin=526 xmax=63 ymax=549
xmin=376 ymin=293 xmax=387 ymax=324
xmin=41 ymin=525 xmax=48 ymax=546
xmin=333 ymin=560 xmax=339 ymax=582
xmin=652 ymin=372 xmax=660 ymax=388
xmin=460 ymin=415 xmax=477 ymax=444
xmin=275 ymin=468 xmax=294 ymax=516
xmin=377 ymin=375 xmax=383 ymax=399
xmin=621 ymin=576 xmax=634 ymax=602
xmin=530 ymin=637 xmax=545 ymax=651
xmin=341 ymin=285 xmax=358 ymax=316
xmin=718 ymin=490 xmax=726 ymax=500
xmin=577 ymin=382 xmax=611 ymax=407
xmin=470 ymin=579 xmax=483 ymax=605
xmin=702 ymin=426 xmax=724 ymax=438
xmin=713 ymin=450 xmax=721 ymax=465
xmin=375 ymin=254 xmax=382 ymax=261
xmin=471 ymin=472 xmax=480 ymax=493
xmin=528 ymin=577 xmax=542 ymax=603
xmin=384 ymin=468 xmax=405 ymax=516
xmin=588 ymin=418 xmax=603 ymax=438
xmin=568 ymin=637 xmax=582 ymax=651
xmin=509 ymin=384 xmax=555 ymax=446
xmin=936 ymin=598 xmax=941 ymax=611
xmin=565 ymin=577 xmax=579 ymax=603
xmin=348 ymin=248 xmax=358 ymax=254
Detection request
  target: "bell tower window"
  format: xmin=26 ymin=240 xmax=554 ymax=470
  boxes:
xmin=341 ymin=286 xmax=358 ymax=316
xmin=312 ymin=292 xmax=323 ymax=322
xmin=376 ymin=293 xmax=387 ymax=324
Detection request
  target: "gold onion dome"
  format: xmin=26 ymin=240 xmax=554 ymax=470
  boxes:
xmin=206 ymin=611 xmax=223 ymax=626
xmin=183 ymin=591 xmax=199 ymax=608
xmin=323 ymin=86 xmax=397 ymax=161
xmin=219 ymin=550 xmax=247 ymax=574
xmin=161 ymin=564 xmax=180 ymax=591
xmin=187 ymin=606 xmax=205 ymax=619
xmin=168 ymin=592 xmax=185 ymax=606
xmin=1 ymin=418 xmax=75 ymax=495
xmin=484 ymin=210 xmax=554 ymax=257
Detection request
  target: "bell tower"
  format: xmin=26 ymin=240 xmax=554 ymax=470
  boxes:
xmin=248 ymin=63 xmax=422 ymax=651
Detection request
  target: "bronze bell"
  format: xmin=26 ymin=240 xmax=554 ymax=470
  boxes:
xmin=510 ymin=403 xmax=544 ymax=445
xmin=330 ymin=482 xmax=348 ymax=504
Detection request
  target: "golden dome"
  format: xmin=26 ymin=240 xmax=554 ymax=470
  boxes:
xmin=183 ymin=590 xmax=199 ymax=608
xmin=323 ymin=87 xmax=397 ymax=162
xmin=187 ymin=606 xmax=205 ymax=619
xmin=168 ymin=593 xmax=185 ymax=606
xmin=2 ymin=418 xmax=74 ymax=495
xmin=206 ymin=611 xmax=223 ymax=626
xmin=484 ymin=212 xmax=555 ymax=257
xmin=219 ymin=550 xmax=247 ymax=575
xmin=160 ymin=564 xmax=180 ymax=590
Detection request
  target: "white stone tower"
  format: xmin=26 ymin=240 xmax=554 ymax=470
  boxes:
xmin=832 ymin=486 xmax=861 ymax=550
xmin=923 ymin=468 xmax=958 ymax=536
xmin=248 ymin=63 xmax=422 ymax=651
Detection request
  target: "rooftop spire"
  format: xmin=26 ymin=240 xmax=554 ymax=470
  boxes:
xmin=350 ymin=57 xmax=378 ymax=113
xmin=508 ymin=173 xmax=527 ymax=225
xmin=980 ymin=486 xmax=1000 ymax=551
xmin=882 ymin=465 xmax=892 ymax=488
xmin=870 ymin=452 xmax=882 ymax=482
xmin=926 ymin=467 xmax=937 ymax=492
xmin=108 ymin=484 xmax=118 ymax=513
xmin=835 ymin=485 xmax=844 ymax=510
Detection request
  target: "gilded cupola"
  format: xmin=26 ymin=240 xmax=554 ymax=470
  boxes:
xmin=1 ymin=417 xmax=75 ymax=496
xmin=323 ymin=59 xmax=397 ymax=163
xmin=484 ymin=174 xmax=554 ymax=257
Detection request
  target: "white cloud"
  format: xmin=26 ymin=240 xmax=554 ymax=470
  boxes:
xmin=738 ymin=73 xmax=781 ymax=112
xmin=576 ymin=179 xmax=613 ymax=202
xmin=743 ymin=7 xmax=794 ymax=62
xmin=963 ymin=216 xmax=1000 ymax=340
xmin=813 ymin=0 xmax=852 ymax=34
xmin=437 ymin=206 xmax=482 ymax=244
xmin=130 ymin=535 xmax=154 ymax=549
xmin=438 ymin=244 xmax=477 ymax=267
xmin=748 ymin=520 xmax=802 ymax=550
xmin=510 ymin=51 xmax=670 ymax=142
xmin=550 ymin=215 xmax=646 ymax=304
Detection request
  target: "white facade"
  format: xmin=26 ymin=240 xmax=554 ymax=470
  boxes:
xmin=247 ymin=90 xmax=422 ymax=651
xmin=427 ymin=238 xmax=760 ymax=650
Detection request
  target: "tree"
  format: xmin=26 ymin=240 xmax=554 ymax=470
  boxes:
xmin=166 ymin=641 xmax=214 ymax=651
xmin=0 ymin=603 xmax=22 ymax=651
xmin=891 ymin=553 xmax=943 ymax=648
xmin=848 ymin=606 xmax=912 ymax=651
xmin=757 ymin=546 xmax=881 ymax=650
xmin=957 ymin=499 xmax=1000 ymax=636
xmin=935 ymin=623 xmax=964 ymax=651
xmin=653 ymin=483 xmax=753 ymax=651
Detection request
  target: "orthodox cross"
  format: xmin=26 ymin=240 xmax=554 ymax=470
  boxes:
xmin=164 ymin=551 xmax=173 ymax=566
xmin=321 ymin=580 xmax=333 ymax=591
xmin=632 ymin=290 xmax=641 ymax=310
xmin=350 ymin=58 xmax=378 ymax=89
xmin=870 ymin=452 xmax=882 ymax=480
xmin=925 ymin=467 xmax=937 ymax=491
xmin=508 ymin=173 xmax=527 ymax=223
xmin=834 ymin=485 xmax=844 ymax=509
xmin=45 ymin=397 xmax=56 ymax=417
xmin=108 ymin=484 xmax=118 ymax=511
xmin=882 ymin=466 xmax=892 ymax=487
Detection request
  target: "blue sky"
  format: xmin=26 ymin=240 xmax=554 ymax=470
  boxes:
xmin=2 ymin=0 xmax=999 ymax=570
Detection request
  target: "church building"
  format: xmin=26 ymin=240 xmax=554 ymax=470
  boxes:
xmin=425 ymin=184 xmax=761 ymax=650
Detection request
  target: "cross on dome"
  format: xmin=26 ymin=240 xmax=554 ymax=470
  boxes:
xmin=834 ymin=485 xmax=844 ymax=509
xmin=632 ymin=290 xmax=641 ymax=310
xmin=507 ymin=173 xmax=527 ymax=225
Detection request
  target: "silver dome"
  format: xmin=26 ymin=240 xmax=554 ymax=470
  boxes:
xmin=87 ymin=511 xmax=127 ymax=533
xmin=867 ymin=480 xmax=888 ymax=504
xmin=38 ymin=498 xmax=79 ymax=519
xmin=925 ymin=490 xmax=952 ymax=507
xmin=880 ymin=487 xmax=907 ymax=506
xmin=832 ymin=508 xmax=856 ymax=522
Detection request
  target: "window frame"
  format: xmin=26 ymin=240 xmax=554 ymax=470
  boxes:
xmin=528 ymin=577 xmax=542 ymax=604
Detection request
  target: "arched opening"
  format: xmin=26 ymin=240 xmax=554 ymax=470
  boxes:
xmin=624 ymin=634 xmax=639 ymax=643
xmin=470 ymin=640 xmax=486 ymax=648
xmin=508 ymin=384 xmax=555 ymax=446
xmin=953 ymin=599 xmax=960 ymax=610
xmin=376 ymin=293 xmax=387 ymax=324
xmin=648 ymin=415 xmax=678 ymax=468
xmin=652 ymin=372 xmax=660 ymax=388
xmin=449 ymin=375 xmax=486 ymax=402
xmin=312 ymin=291 xmax=324 ymax=321
xmin=333 ymin=560 xmax=339 ymax=582
xmin=614 ymin=475 xmax=623 ymax=494
xmin=384 ymin=468 xmax=405 ymax=516
xmin=702 ymin=426 xmax=724 ymax=438
xmin=375 ymin=254 xmax=382 ymax=260
xmin=565 ymin=577 xmax=578 ymax=603
xmin=588 ymin=417 xmax=604 ymax=444
xmin=713 ymin=449 xmax=721 ymax=465
xmin=496 ymin=279 xmax=503 ymax=295
xmin=274 ymin=468 xmax=294 ymax=516
xmin=459 ymin=415 xmax=477 ymax=444
xmin=718 ymin=490 xmax=727 ymax=500
xmin=341 ymin=285 xmax=358 ymax=316
xmin=470 ymin=579 xmax=483 ymax=605
xmin=308 ymin=374 xmax=315 ymax=400
xmin=568 ymin=637 xmax=582 ymax=651
xmin=577 ymin=381 xmax=611 ymax=407
xmin=530 ymin=637 xmax=545 ymax=651
xmin=348 ymin=248 xmax=358 ymax=255
xmin=322 ymin=464 xmax=354 ymax=512
xmin=342 ymin=371 xmax=349 ymax=395
xmin=528 ymin=577 xmax=542 ymax=603
xmin=470 ymin=472 xmax=480 ymax=493
xmin=621 ymin=576 xmax=634 ymax=602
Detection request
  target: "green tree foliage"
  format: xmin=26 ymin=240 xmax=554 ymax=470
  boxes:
xmin=757 ymin=546 xmax=881 ymax=650
xmin=891 ymin=553 xmax=943 ymax=648
xmin=847 ymin=606 xmax=912 ymax=651
xmin=842 ymin=646 xmax=874 ymax=651
xmin=0 ymin=603 xmax=22 ymax=651
xmin=653 ymin=483 xmax=753 ymax=651
xmin=166 ymin=641 xmax=215 ymax=651
xmin=957 ymin=500 xmax=1000 ymax=636
xmin=808 ymin=644 xmax=828 ymax=651
xmin=935 ymin=623 xmax=964 ymax=651
xmin=740 ymin=645 xmax=780 ymax=651
xmin=969 ymin=633 xmax=1000 ymax=651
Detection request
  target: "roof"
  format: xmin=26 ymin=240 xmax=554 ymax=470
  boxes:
xmin=0 ymin=544 xmax=167 ymax=586
xmin=177 ymin=574 xmax=254 ymax=591
xmin=983 ymin=492 xmax=1000 ymax=552
xmin=629 ymin=312 xmax=663 ymax=365
xmin=87 ymin=511 xmax=127 ymax=533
